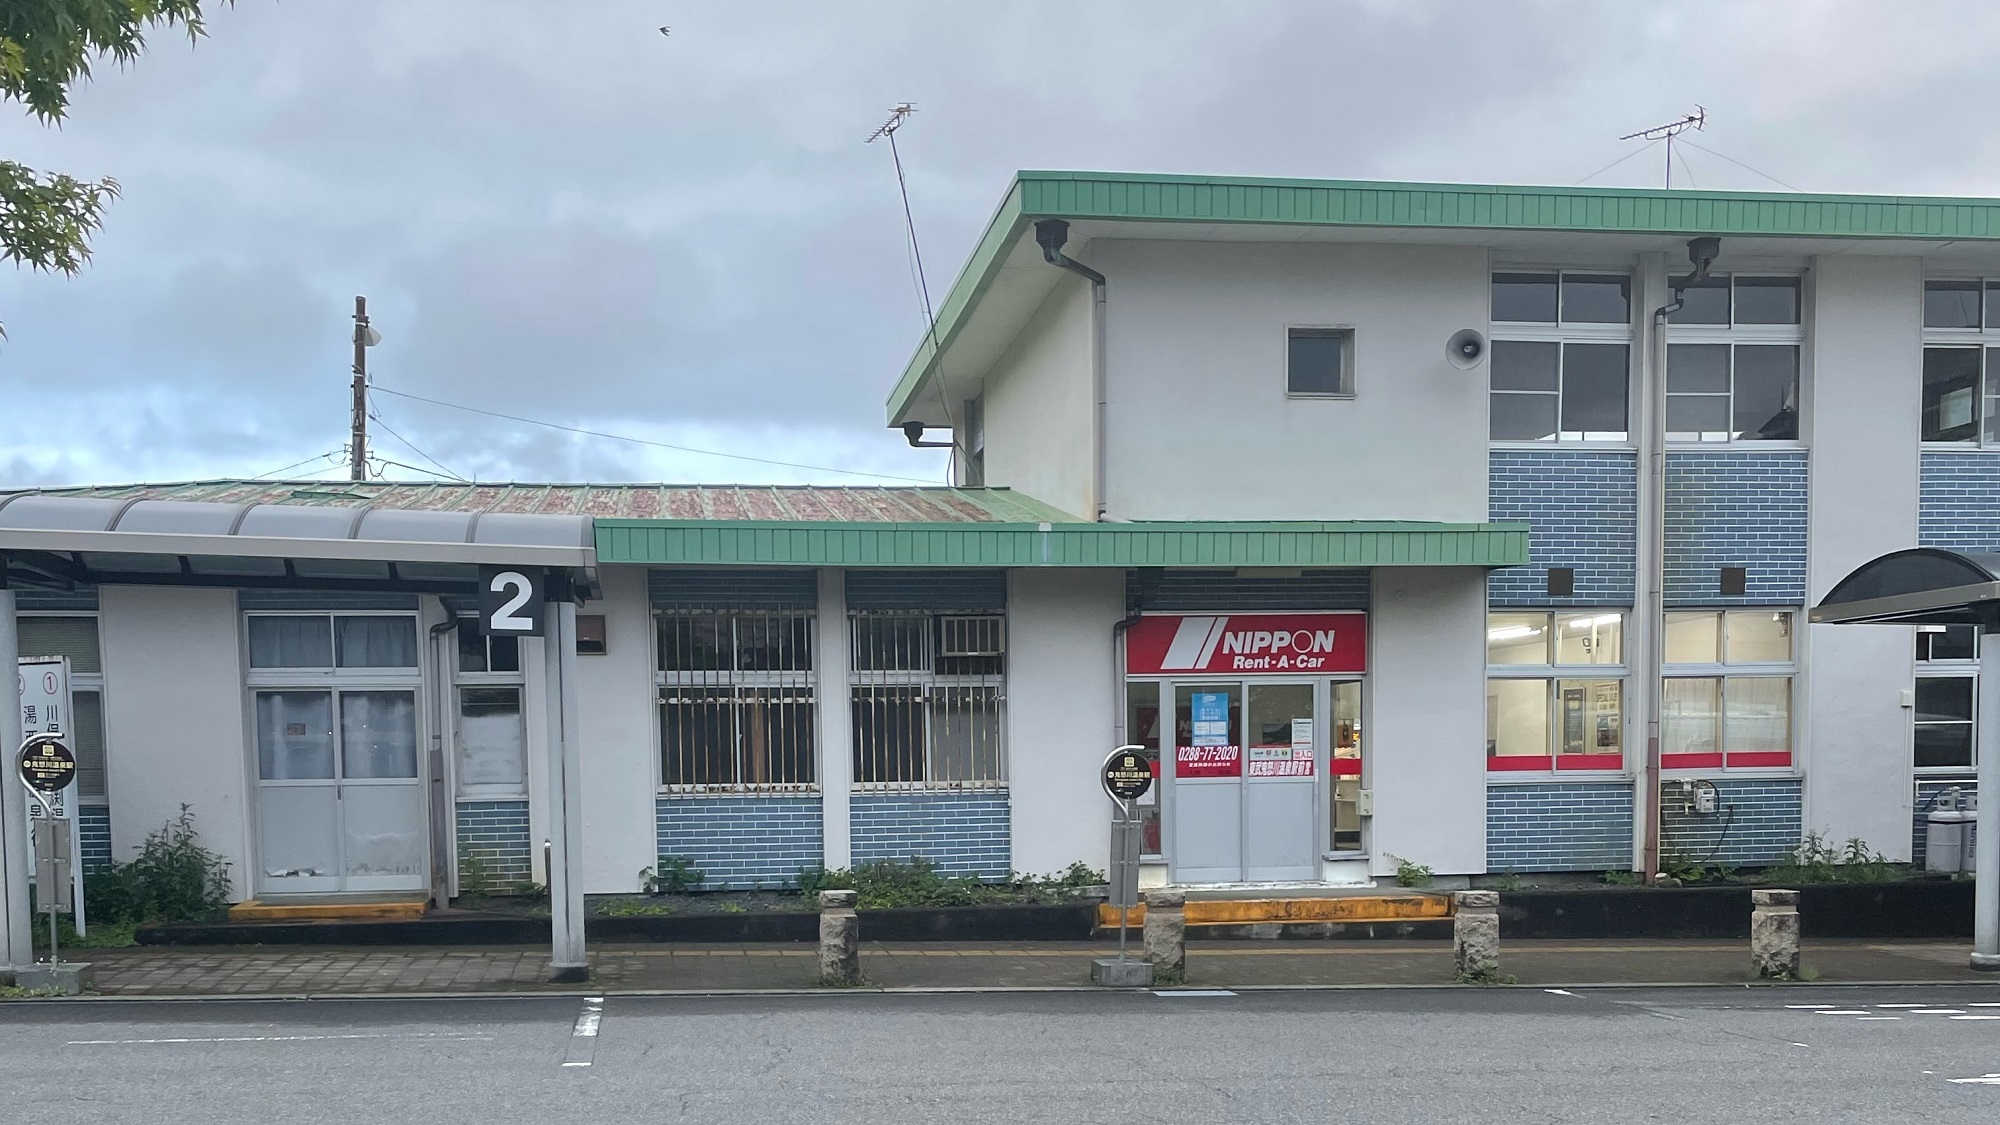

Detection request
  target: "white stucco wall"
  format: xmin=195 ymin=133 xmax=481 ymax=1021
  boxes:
xmin=1094 ymin=239 xmax=1490 ymax=522
xmin=980 ymin=272 xmax=1097 ymax=519
xmin=1368 ymin=568 xmax=1488 ymax=876
xmin=100 ymin=587 xmax=253 ymax=898
xmin=1005 ymin=568 xmax=1123 ymax=875
xmin=1803 ymin=255 xmax=1923 ymax=858
xmin=573 ymin=566 xmax=660 ymax=894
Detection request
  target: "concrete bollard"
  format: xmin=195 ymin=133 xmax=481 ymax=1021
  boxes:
xmin=1751 ymin=888 xmax=1801 ymax=979
xmin=1142 ymin=889 xmax=1187 ymax=981
xmin=818 ymin=889 xmax=861 ymax=985
xmin=1453 ymin=890 xmax=1501 ymax=980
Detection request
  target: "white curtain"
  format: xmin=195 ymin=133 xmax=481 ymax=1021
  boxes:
xmin=335 ymin=616 xmax=418 ymax=668
xmin=256 ymin=691 xmax=335 ymax=780
xmin=249 ymin=617 xmax=333 ymax=668
xmin=340 ymin=692 xmax=418 ymax=779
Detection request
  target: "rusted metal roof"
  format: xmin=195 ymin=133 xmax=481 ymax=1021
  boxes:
xmin=1 ymin=480 xmax=1083 ymax=524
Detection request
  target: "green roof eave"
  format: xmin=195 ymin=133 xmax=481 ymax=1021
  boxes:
xmin=888 ymin=169 xmax=2000 ymax=421
xmin=595 ymin=518 xmax=1530 ymax=569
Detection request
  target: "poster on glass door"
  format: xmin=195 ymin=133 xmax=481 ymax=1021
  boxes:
xmin=1176 ymin=690 xmax=1241 ymax=778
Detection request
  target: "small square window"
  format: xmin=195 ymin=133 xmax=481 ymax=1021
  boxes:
xmin=1734 ymin=277 xmax=1801 ymax=325
xmin=1668 ymin=275 xmax=1730 ymax=324
xmin=1287 ymin=328 xmax=1353 ymax=396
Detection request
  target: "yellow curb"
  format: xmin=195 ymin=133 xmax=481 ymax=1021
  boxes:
xmin=1098 ymin=894 xmax=1452 ymax=929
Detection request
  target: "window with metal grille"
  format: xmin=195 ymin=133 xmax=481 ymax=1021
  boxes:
xmin=656 ymin=612 xmax=816 ymax=790
xmin=850 ymin=611 xmax=1005 ymax=787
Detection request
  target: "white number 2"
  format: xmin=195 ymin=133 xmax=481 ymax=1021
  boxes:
xmin=489 ymin=571 xmax=535 ymax=631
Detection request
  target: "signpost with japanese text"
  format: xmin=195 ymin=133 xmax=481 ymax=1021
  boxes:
xmin=19 ymin=657 xmax=84 ymax=935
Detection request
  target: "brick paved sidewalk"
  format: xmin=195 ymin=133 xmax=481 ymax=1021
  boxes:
xmin=16 ymin=938 xmax=1999 ymax=997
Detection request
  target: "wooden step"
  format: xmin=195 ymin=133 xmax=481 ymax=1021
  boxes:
xmin=228 ymin=897 xmax=427 ymax=922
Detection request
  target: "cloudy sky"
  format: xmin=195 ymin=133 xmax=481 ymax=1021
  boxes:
xmin=0 ymin=0 xmax=1992 ymax=489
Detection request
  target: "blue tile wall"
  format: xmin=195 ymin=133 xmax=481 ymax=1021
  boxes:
xmin=1488 ymin=451 xmax=1637 ymax=606
xmin=1486 ymin=783 xmax=1634 ymax=872
xmin=1659 ymin=778 xmax=1803 ymax=867
xmin=851 ymin=791 xmax=1012 ymax=879
xmin=78 ymin=803 xmax=111 ymax=873
xmin=1664 ymin=451 xmax=1808 ymax=606
xmin=1919 ymin=452 xmax=2000 ymax=552
xmin=1913 ymin=779 xmax=1976 ymax=870
xmin=656 ymin=795 xmax=823 ymax=889
xmin=456 ymin=800 xmax=533 ymax=889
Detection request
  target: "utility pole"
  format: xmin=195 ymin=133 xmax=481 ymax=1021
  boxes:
xmin=350 ymin=296 xmax=373 ymax=481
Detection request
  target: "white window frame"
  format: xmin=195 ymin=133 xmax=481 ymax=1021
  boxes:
xmin=849 ymin=609 xmax=1007 ymax=792
xmin=1664 ymin=274 xmax=1805 ymax=447
xmin=18 ymin=611 xmax=108 ymax=804
xmin=1485 ymin=609 xmax=1631 ymax=775
xmin=1489 ymin=270 xmax=1635 ymax=447
xmin=1920 ymin=279 xmax=2000 ymax=447
xmin=654 ymin=610 xmax=819 ymax=794
xmin=1285 ymin=325 xmax=1357 ymax=399
xmin=453 ymin=614 xmax=529 ymax=800
xmin=1914 ymin=623 xmax=1980 ymax=776
xmin=1661 ymin=608 xmax=1799 ymax=774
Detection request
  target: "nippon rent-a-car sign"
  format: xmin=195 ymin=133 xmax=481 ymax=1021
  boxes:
xmin=1125 ymin=613 xmax=1367 ymax=676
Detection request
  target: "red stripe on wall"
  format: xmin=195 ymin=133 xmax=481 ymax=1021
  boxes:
xmin=1661 ymin=752 xmax=1725 ymax=769
xmin=1556 ymin=754 xmax=1624 ymax=772
xmin=1328 ymin=758 xmax=1363 ymax=776
xmin=1487 ymin=755 xmax=1554 ymax=772
xmin=1725 ymin=751 xmax=1793 ymax=768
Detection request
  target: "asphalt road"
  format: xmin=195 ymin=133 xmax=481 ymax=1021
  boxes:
xmin=8 ymin=986 xmax=2000 ymax=1123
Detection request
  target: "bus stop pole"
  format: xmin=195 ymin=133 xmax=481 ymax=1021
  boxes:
xmin=0 ymin=589 xmax=31 ymax=970
xmin=1977 ymin=627 xmax=2000 ymax=970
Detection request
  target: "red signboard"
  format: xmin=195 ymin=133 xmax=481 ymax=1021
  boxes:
xmin=1126 ymin=613 xmax=1367 ymax=676
xmin=1175 ymin=744 xmax=1241 ymax=779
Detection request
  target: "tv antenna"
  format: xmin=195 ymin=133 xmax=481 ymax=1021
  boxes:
xmin=1620 ymin=106 xmax=1706 ymax=189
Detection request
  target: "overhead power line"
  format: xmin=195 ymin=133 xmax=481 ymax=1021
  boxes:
xmin=251 ymin=449 xmax=345 ymax=480
xmin=368 ymin=406 xmax=470 ymax=483
xmin=368 ymin=384 xmax=942 ymax=485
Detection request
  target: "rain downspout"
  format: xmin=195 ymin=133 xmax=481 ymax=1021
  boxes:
xmin=1033 ymin=219 xmax=1109 ymax=521
xmin=1643 ymin=236 xmax=1720 ymax=884
xmin=428 ymin=615 xmax=460 ymax=910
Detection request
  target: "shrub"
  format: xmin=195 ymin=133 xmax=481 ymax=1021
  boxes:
xmin=797 ymin=858 xmax=1107 ymax=910
xmin=639 ymin=856 xmax=705 ymax=895
xmin=84 ymin=806 xmax=232 ymax=925
xmin=1765 ymin=833 xmax=1898 ymax=885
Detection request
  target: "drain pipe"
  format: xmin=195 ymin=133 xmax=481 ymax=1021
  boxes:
xmin=428 ymin=616 xmax=460 ymax=910
xmin=1642 ymin=236 xmax=1720 ymax=885
xmin=1034 ymin=219 xmax=1109 ymax=521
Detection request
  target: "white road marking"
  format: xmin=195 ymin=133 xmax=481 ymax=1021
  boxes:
xmin=1544 ymin=989 xmax=1576 ymax=997
xmin=1950 ymin=1074 xmax=2000 ymax=1085
xmin=1786 ymin=1004 xmax=1835 ymax=1009
xmin=1950 ymin=1015 xmax=2000 ymax=1021
xmin=1857 ymin=1017 xmax=1902 ymax=1021
xmin=1970 ymin=1002 xmax=2000 ymax=1008
xmin=1155 ymin=990 xmax=1237 ymax=997
xmin=1816 ymin=1010 xmax=1871 ymax=1016
xmin=69 ymin=1033 xmax=491 ymax=1046
xmin=1910 ymin=1009 xmax=1967 ymax=1015
xmin=1874 ymin=1004 xmax=1928 ymax=1009
xmin=562 ymin=997 xmax=605 ymax=1068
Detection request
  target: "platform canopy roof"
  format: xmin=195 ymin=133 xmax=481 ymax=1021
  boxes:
xmin=0 ymin=489 xmax=593 ymax=597
xmin=1811 ymin=548 xmax=2000 ymax=627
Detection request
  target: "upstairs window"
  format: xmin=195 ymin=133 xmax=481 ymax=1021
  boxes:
xmin=1666 ymin=274 xmax=1803 ymax=443
xmin=1922 ymin=280 xmax=2000 ymax=445
xmin=1490 ymin=272 xmax=1631 ymax=443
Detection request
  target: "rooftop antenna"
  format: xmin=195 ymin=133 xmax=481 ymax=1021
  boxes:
xmin=868 ymin=103 xmax=959 ymax=464
xmin=1620 ymin=106 xmax=1706 ymax=189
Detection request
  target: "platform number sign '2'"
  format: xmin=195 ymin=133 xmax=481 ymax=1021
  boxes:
xmin=478 ymin=566 xmax=546 ymax=637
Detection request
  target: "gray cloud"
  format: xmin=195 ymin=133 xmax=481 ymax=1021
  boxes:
xmin=0 ymin=0 xmax=1997 ymax=487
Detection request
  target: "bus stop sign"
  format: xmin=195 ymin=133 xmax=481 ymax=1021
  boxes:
xmin=17 ymin=732 xmax=76 ymax=795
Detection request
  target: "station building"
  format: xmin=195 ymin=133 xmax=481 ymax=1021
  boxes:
xmin=11 ymin=171 xmax=2000 ymax=905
